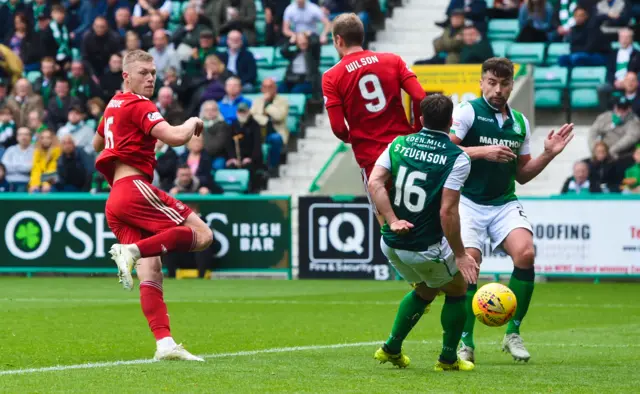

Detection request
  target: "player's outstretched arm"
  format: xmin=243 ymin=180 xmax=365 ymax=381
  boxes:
xmin=151 ymin=117 xmax=204 ymax=147
xmin=516 ymin=123 xmax=574 ymax=184
xmin=441 ymin=187 xmax=478 ymax=284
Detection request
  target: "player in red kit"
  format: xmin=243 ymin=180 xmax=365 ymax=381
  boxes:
xmin=322 ymin=13 xmax=426 ymax=183
xmin=93 ymin=50 xmax=212 ymax=361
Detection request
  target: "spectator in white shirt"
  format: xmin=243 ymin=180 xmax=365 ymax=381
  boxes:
xmin=149 ymin=30 xmax=181 ymax=80
xmin=1 ymin=127 xmax=34 ymax=192
xmin=282 ymin=0 xmax=330 ymax=44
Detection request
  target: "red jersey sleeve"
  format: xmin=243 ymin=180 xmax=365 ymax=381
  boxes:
xmin=97 ymin=116 xmax=105 ymax=137
xmin=128 ymin=99 xmax=166 ymax=135
xmin=322 ymin=72 xmax=341 ymax=109
xmin=397 ymin=55 xmax=417 ymax=84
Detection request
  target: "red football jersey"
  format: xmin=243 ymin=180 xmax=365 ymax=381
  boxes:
xmin=322 ymin=50 xmax=417 ymax=168
xmin=96 ymin=92 xmax=166 ymax=185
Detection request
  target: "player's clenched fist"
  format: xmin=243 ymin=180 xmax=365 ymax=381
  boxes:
xmin=188 ymin=117 xmax=204 ymax=137
xmin=483 ymin=145 xmax=517 ymax=163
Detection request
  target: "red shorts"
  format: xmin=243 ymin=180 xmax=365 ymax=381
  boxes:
xmin=105 ymin=175 xmax=193 ymax=244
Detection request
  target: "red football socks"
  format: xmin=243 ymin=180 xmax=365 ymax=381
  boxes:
xmin=140 ymin=281 xmax=171 ymax=340
xmin=135 ymin=227 xmax=196 ymax=258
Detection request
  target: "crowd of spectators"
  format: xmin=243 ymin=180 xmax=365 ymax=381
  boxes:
xmin=0 ymin=0 xmax=389 ymax=195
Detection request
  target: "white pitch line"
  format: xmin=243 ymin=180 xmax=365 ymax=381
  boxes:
xmin=1 ymin=298 xmax=639 ymax=309
xmin=0 ymin=341 xmax=381 ymax=377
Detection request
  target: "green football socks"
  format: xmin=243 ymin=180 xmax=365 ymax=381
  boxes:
xmin=384 ymin=290 xmax=432 ymax=354
xmin=506 ymin=267 xmax=535 ymax=335
xmin=440 ymin=295 xmax=467 ymax=363
xmin=461 ymin=283 xmax=477 ymax=348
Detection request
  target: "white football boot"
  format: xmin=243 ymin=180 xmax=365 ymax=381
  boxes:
xmin=108 ymin=244 xmax=138 ymax=291
xmin=502 ymin=333 xmax=531 ymax=362
xmin=457 ymin=343 xmax=475 ymax=363
xmin=154 ymin=344 xmax=204 ymax=362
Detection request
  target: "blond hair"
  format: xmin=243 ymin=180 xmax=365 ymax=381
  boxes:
xmin=123 ymin=49 xmax=154 ymax=71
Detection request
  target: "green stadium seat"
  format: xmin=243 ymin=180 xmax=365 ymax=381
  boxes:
xmin=535 ymin=89 xmax=563 ymax=108
xmin=487 ymin=19 xmax=519 ymax=41
xmin=214 ymin=169 xmax=250 ymax=193
xmin=287 ymin=115 xmax=300 ymax=135
xmin=71 ymin=47 xmax=81 ymax=61
xmin=25 ymin=70 xmax=41 ymax=84
xmin=320 ymin=45 xmax=340 ymax=66
xmin=570 ymin=88 xmax=600 ymax=108
xmin=255 ymin=0 xmax=263 ymax=13
xmin=611 ymin=41 xmax=640 ymax=50
xmin=506 ymin=43 xmax=545 ymax=65
xmin=248 ymin=46 xmax=275 ymax=68
xmin=261 ymin=143 xmax=270 ymax=164
xmin=170 ymin=2 xmax=182 ymax=22
xmin=490 ymin=41 xmax=510 ymax=58
xmin=534 ymin=66 xmax=568 ymax=88
xmin=282 ymin=93 xmax=306 ymax=116
xmin=320 ymin=64 xmax=333 ymax=74
xmin=570 ymin=66 xmax=607 ymax=88
xmin=274 ymin=47 xmax=289 ymax=67
xmin=379 ymin=0 xmax=387 ymax=14
xmin=546 ymin=42 xmax=570 ymax=65
xmin=257 ymin=67 xmax=287 ymax=83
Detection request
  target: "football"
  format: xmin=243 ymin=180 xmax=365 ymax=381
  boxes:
xmin=472 ymin=283 xmax=518 ymax=327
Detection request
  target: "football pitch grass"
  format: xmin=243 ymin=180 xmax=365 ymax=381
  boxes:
xmin=1 ymin=278 xmax=638 ymax=393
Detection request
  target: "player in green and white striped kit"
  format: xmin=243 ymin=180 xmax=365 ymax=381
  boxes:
xmin=450 ymin=58 xmax=574 ymax=363
xmin=368 ymin=94 xmax=479 ymax=372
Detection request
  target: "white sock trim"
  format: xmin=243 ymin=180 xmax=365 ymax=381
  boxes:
xmin=126 ymin=244 xmax=141 ymax=260
xmin=157 ymin=336 xmax=177 ymax=350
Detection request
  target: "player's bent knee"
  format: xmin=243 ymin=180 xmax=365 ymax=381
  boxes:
xmin=196 ymin=227 xmax=214 ymax=251
xmin=413 ymin=282 xmax=438 ymax=302
xmin=514 ymin=247 xmax=535 ymax=268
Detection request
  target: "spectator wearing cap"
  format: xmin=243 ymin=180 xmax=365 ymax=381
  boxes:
xmin=218 ymin=29 xmax=257 ymax=92
xmin=561 ymin=161 xmax=601 ymax=194
xmin=0 ymin=107 xmax=16 ymax=151
xmin=101 ymin=53 xmax=123 ymax=99
xmin=558 ymin=6 xmax=609 ymax=68
xmin=33 ymin=57 xmax=57 ymax=105
xmin=29 ymin=128 xmax=60 ymax=193
xmin=250 ymin=77 xmax=288 ymax=175
xmin=589 ymin=95 xmax=640 ymax=159
xmin=141 ymin=13 xmax=165 ymax=50
xmin=218 ymin=76 xmax=252 ymax=124
xmin=132 ymin=0 xmax=172 ymax=36
xmin=279 ymin=31 xmax=320 ymax=94
xmin=56 ymin=134 xmax=89 ymax=191
xmin=415 ymin=8 xmax=465 ymax=65
xmin=183 ymin=28 xmax=217 ymax=77
xmin=57 ymin=104 xmax=95 ymax=156
xmin=282 ymin=0 xmax=330 ymax=44
xmin=459 ymin=24 xmax=494 ymax=64
xmin=149 ymin=30 xmax=181 ymax=80
xmin=69 ymin=61 xmax=103 ymax=101
xmin=0 ymin=0 xmax=32 ymax=42
xmin=213 ymin=0 xmax=257 ymax=46
xmin=7 ymin=78 xmax=43 ymax=129
xmin=156 ymin=86 xmax=186 ymax=126
xmin=200 ymin=100 xmax=231 ymax=170
xmin=1 ymin=126 xmax=33 ymax=191
xmin=601 ymin=28 xmax=640 ymax=97
xmin=226 ymin=101 xmax=263 ymax=191
xmin=172 ymin=6 xmax=208 ymax=50
xmin=516 ymin=0 xmax=555 ymax=43
xmin=47 ymin=79 xmax=83 ymax=131
xmin=82 ymin=16 xmax=122 ymax=77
